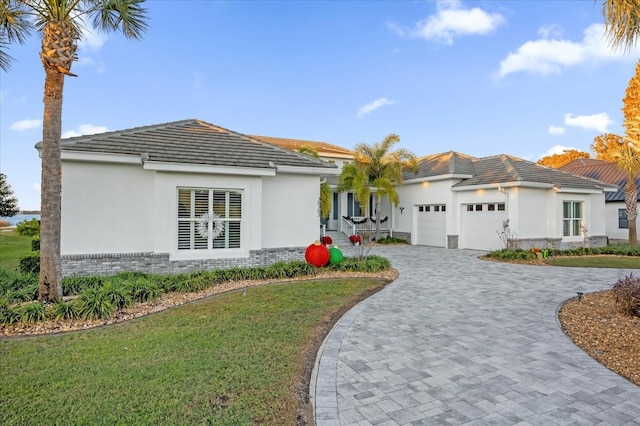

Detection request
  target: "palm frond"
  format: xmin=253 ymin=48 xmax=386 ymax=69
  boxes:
xmin=602 ymin=0 xmax=640 ymax=52
xmin=89 ymin=0 xmax=148 ymax=39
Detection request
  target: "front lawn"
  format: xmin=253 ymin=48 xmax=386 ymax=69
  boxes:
xmin=547 ymin=255 xmax=640 ymax=269
xmin=0 ymin=278 xmax=384 ymax=425
xmin=0 ymin=231 xmax=31 ymax=271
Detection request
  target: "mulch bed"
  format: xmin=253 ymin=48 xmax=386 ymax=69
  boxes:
xmin=558 ymin=290 xmax=640 ymax=386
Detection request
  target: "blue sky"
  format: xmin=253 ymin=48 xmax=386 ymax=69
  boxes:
xmin=1 ymin=0 xmax=639 ymax=210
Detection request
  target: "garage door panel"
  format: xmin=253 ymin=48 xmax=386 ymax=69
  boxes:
xmin=461 ymin=203 xmax=506 ymax=251
xmin=416 ymin=205 xmax=446 ymax=247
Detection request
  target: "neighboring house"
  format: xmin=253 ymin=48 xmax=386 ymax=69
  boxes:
xmin=35 ymin=119 xmax=338 ymax=276
xmin=560 ymin=158 xmax=640 ymax=241
xmin=392 ymin=152 xmax=617 ymax=251
xmin=251 ymin=135 xmax=393 ymax=233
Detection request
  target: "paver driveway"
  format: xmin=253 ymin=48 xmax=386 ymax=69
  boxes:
xmin=312 ymin=246 xmax=640 ymax=425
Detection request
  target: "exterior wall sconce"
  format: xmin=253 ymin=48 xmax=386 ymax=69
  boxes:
xmin=399 ymin=207 xmax=405 ymax=214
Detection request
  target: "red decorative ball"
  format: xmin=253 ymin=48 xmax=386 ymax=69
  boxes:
xmin=305 ymin=241 xmax=330 ymax=267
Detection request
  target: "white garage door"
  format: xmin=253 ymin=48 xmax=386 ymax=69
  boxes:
xmin=461 ymin=203 xmax=507 ymax=251
xmin=416 ymin=204 xmax=446 ymax=247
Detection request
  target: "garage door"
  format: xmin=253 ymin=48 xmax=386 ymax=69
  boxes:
xmin=461 ymin=202 xmax=507 ymax=251
xmin=416 ymin=204 xmax=446 ymax=247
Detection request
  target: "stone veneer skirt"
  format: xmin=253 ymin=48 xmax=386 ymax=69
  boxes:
xmin=61 ymin=247 xmax=306 ymax=277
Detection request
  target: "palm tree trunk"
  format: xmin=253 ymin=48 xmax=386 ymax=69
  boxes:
xmin=626 ymin=176 xmax=638 ymax=246
xmin=375 ymin=193 xmax=382 ymax=241
xmin=39 ymin=68 xmax=64 ymax=302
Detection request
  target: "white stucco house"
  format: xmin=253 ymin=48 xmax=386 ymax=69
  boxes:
xmin=36 ymin=119 xmax=338 ymax=276
xmin=560 ymin=158 xmax=640 ymax=242
xmin=392 ymin=152 xmax=617 ymax=251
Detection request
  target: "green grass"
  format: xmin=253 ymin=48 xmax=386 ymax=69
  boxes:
xmin=0 ymin=278 xmax=384 ymax=425
xmin=0 ymin=231 xmax=32 ymax=271
xmin=547 ymin=255 xmax=640 ymax=269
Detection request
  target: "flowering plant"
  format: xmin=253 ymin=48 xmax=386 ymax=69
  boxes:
xmin=349 ymin=234 xmax=362 ymax=244
xmin=321 ymin=235 xmax=333 ymax=245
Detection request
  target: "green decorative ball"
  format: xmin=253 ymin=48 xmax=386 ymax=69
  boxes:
xmin=328 ymin=246 xmax=344 ymax=265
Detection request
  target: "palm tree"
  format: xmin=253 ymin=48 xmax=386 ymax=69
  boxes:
xmin=1 ymin=0 xmax=147 ymax=302
xmin=614 ymin=144 xmax=640 ymax=245
xmin=602 ymin=0 xmax=640 ymax=52
xmin=338 ymin=134 xmax=417 ymax=241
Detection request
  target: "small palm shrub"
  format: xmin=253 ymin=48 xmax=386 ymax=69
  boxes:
xmin=127 ymin=279 xmax=161 ymax=303
xmin=101 ymin=281 xmax=131 ymax=310
xmin=21 ymin=301 xmax=47 ymax=323
xmin=52 ymin=300 xmax=78 ymax=320
xmin=76 ymin=289 xmax=115 ymax=320
xmin=612 ymin=274 xmax=640 ymax=317
xmin=0 ymin=300 xmax=21 ymax=325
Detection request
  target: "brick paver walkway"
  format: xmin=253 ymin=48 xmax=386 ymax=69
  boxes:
xmin=312 ymin=246 xmax=640 ymax=425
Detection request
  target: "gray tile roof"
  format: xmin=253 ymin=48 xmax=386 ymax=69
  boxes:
xmin=405 ymin=152 xmax=616 ymax=191
xmin=560 ymin=159 xmax=640 ymax=202
xmin=38 ymin=119 xmax=338 ymax=171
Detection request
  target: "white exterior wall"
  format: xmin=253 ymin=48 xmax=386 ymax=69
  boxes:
xmin=153 ymin=172 xmax=262 ymax=261
xmin=604 ymin=201 xmax=638 ymax=240
xmin=394 ymin=180 xmax=455 ymax=243
xmin=262 ymin=173 xmax=320 ymax=247
xmin=61 ymin=161 xmax=155 ymax=255
xmin=510 ymin=188 xmax=549 ymax=238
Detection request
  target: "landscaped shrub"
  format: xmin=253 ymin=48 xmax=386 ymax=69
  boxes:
xmin=485 ymin=249 xmax=536 ymax=261
xmin=126 ymin=279 xmax=161 ymax=303
xmin=376 ymin=236 xmax=408 ymax=245
xmin=76 ymin=289 xmax=115 ymax=320
xmin=62 ymin=275 xmax=105 ymax=296
xmin=31 ymin=238 xmax=40 ymax=251
xmin=15 ymin=219 xmax=40 ymax=237
xmin=0 ymin=220 xmax=9 ymax=227
xmin=101 ymin=281 xmax=131 ymax=310
xmin=612 ymin=274 xmax=640 ymax=317
xmin=0 ymin=270 xmax=37 ymax=299
xmin=0 ymin=301 xmax=21 ymax=325
xmin=21 ymin=301 xmax=47 ymax=323
xmin=52 ymin=299 xmax=78 ymax=320
xmin=14 ymin=282 xmax=38 ymax=303
xmin=19 ymin=251 xmax=40 ymax=274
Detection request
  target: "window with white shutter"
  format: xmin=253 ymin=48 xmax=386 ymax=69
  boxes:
xmin=177 ymin=188 xmax=242 ymax=250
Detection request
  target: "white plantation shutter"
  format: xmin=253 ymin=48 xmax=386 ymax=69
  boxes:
xmin=177 ymin=188 xmax=242 ymax=250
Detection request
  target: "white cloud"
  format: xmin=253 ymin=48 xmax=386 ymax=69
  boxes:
xmin=564 ymin=112 xmax=612 ymax=133
xmin=548 ymin=125 xmax=566 ymax=135
xmin=392 ymin=0 xmax=505 ymax=45
xmin=62 ymin=124 xmax=108 ymax=138
xmin=537 ymin=24 xmax=563 ymax=39
xmin=540 ymin=144 xmax=578 ymax=159
xmin=497 ymin=23 xmax=637 ymax=78
xmin=356 ymin=98 xmax=395 ymax=118
xmin=10 ymin=119 xmax=42 ymax=131
xmin=78 ymin=26 xmax=107 ymax=52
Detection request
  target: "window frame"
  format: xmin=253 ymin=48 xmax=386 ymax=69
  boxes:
xmin=177 ymin=187 xmax=243 ymax=251
xmin=619 ymin=208 xmax=629 ymax=229
xmin=562 ymin=201 xmax=583 ymax=237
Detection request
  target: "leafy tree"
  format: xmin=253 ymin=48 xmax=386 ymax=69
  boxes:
xmin=1 ymin=1 xmax=148 ymax=302
xmin=602 ymin=0 xmax=640 ymax=52
xmin=0 ymin=173 xmax=19 ymax=217
xmin=338 ymin=134 xmax=417 ymax=241
xmin=537 ymin=150 xmax=591 ymax=169
xmin=623 ymin=60 xmax=640 ymax=150
xmin=297 ymin=145 xmax=332 ymax=219
xmin=614 ymin=144 xmax=640 ymax=246
xmin=591 ymin=133 xmax=625 ymax=162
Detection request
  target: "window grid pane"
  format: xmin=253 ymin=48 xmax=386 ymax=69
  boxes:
xmin=178 ymin=188 xmax=242 ymax=251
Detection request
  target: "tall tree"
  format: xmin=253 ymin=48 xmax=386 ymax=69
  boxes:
xmin=602 ymin=0 xmax=640 ymax=52
xmin=537 ymin=149 xmax=591 ymax=169
xmin=623 ymin=60 xmax=640 ymax=150
xmin=614 ymin=144 xmax=640 ymax=245
xmin=338 ymin=134 xmax=417 ymax=241
xmin=0 ymin=173 xmax=20 ymax=217
xmin=1 ymin=0 xmax=148 ymax=302
xmin=591 ymin=133 xmax=625 ymax=161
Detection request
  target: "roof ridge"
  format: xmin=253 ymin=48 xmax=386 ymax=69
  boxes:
xmin=499 ymin=154 xmax=523 ymax=181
